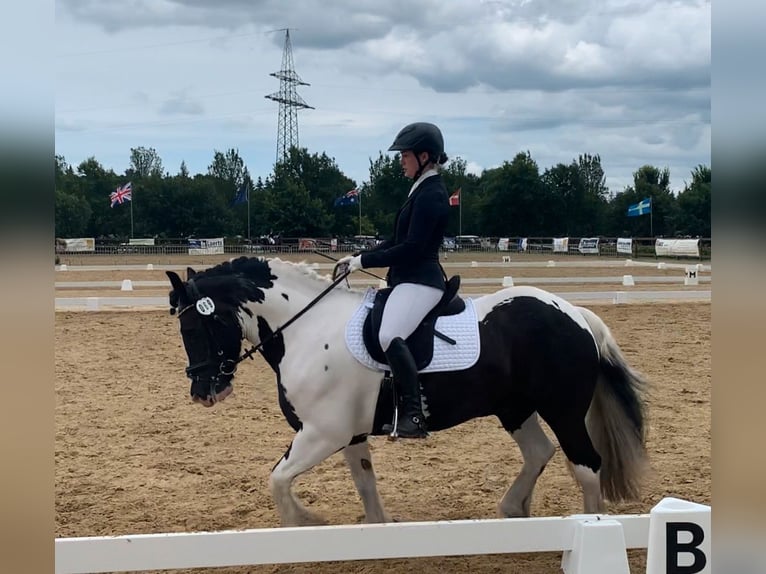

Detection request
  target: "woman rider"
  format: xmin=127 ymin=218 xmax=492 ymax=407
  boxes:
xmin=337 ymin=122 xmax=450 ymax=438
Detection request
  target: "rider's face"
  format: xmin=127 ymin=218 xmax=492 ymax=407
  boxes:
xmin=400 ymin=150 xmax=426 ymax=179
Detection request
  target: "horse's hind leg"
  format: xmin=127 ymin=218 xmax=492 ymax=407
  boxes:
xmin=541 ymin=411 xmax=605 ymax=514
xmin=269 ymin=430 xmax=345 ymax=527
xmin=342 ymin=440 xmax=392 ymax=523
xmin=497 ymin=410 xmax=556 ymax=518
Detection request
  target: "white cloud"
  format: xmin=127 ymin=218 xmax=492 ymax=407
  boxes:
xmin=54 ymin=0 xmax=710 ymax=193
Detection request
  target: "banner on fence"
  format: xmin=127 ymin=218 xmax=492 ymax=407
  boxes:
xmin=497 ymin=238 xmax=510 ymax=251
xmin=188 ymin=238 xmax=224 ymax=255
xmin=298 ymin=238 xmax=317 ymax=250
xmin=655 ymin=238 xmax=700 ymax=257
xmin=56 ymin=238 xmax=95 ymax=252
xmin=553 ymin=237 xmax=569 ymax=253
xmin=518 ymin=238 xmax=528 ymax=252
xmin=617 ymin=237 xmax=633 ymax=255
xmin=129 ymin=238 xmax=155 ymax=246
xmin=577 ymin=237 xmax=600 ymax=254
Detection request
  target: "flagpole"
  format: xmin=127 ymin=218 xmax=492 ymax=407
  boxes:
xmin=358 ymin=190 xmax=362 ymax=236
xmin=247 ymin=184 xmax=251 ymax=243
xmin=650 ymin=197 xmax=653 ymax=237
xmin=459 ymin=190 xmax=462 ymax=239
xmin=130 ymin=193 xmax=134 ymax=238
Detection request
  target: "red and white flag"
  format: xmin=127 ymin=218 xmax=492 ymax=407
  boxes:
xmin=110 ymin=182 xmax=133 ymax=207
xmin=448 ymin=188 xmax=460 ymax=207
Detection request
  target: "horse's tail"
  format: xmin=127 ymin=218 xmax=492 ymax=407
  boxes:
xmin=578 ymin=306 xmax=648 ymax=502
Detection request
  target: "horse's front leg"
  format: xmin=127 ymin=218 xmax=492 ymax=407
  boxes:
xmin=270 ymin=429 xmax=345 ymax=527
xmin=343 ymin=440 xmax=392 ymax=523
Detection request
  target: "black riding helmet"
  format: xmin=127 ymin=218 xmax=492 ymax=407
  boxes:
xmin=388 ymin=122 xmax=446 ymax=166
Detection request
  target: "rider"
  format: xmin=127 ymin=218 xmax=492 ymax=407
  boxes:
xmin=337 ymin=122 xmax=450 ymax=438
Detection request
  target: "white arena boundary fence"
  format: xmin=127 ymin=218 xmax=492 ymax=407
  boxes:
xmin=55 ymin=497 xmax=710 ymax=574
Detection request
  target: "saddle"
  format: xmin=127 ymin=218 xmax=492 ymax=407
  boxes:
xmin=362 ymin=275 xmax=466 ymax=370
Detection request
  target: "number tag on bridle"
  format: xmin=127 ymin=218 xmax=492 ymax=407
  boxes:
xmin=195 ymin=297 xmax=216 ymax=316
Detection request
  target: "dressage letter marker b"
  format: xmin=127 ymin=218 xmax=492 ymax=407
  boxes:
xmin=646 ymin=497 xmax=711 ymax=574
xmin=666 ymin=522 xmax=706 ymax=573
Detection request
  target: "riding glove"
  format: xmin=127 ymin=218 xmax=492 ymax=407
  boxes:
xmin=337 ymin=254 xmax=363 ymax=274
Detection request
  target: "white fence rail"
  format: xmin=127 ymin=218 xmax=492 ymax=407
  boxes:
xmin=56 ymin=513 xmax=648 ymax=574
xmin=55 ymin=497 xmax=711 ymax=574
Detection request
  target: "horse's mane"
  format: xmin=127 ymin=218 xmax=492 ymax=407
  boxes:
xmin=193 ymin=256 xmax=333 ymax=286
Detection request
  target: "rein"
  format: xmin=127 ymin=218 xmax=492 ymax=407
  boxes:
xmin=177 ymin=268 xmax=353 ymax=374
xmin=234 ymin=268 xmax=352 ymax=365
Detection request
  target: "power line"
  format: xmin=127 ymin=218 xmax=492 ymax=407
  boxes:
xmin=264 ymin=29 xmax=313 ymax=163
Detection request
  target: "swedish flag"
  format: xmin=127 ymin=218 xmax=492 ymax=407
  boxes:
xmin=627 ymin=197 xmax=651 ymax=217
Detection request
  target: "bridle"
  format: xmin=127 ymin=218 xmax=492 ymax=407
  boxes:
xmin=174 ymin=268 xmax=353 ymax=395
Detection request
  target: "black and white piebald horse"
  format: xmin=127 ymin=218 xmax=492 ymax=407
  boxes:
xmin=166 ymin=256 xmax=648 ymax=526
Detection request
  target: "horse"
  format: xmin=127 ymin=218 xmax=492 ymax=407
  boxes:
xmin=166 ymin=256 xmax=648 ymax=527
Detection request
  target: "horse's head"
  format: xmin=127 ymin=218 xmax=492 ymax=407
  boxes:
xmin=166 ymin=266 xmax=248 ymax=407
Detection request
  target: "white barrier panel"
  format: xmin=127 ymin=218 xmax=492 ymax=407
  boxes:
xmin=655 ymin=238 xmax=700 ymax=258
xmin=55 ymin=513 xmax=651 ymax=574
xmin=57 ymin=238 xmax=95 ymax=252
xmin=561 ymin=518 xmax=630 ymax=573
xmin=188 ymin=238 xmax=224 ymax=255
xmin=578 ymin=238 xmax=600 ymax=255
xmin=553 ymin=237 xmax=569 ymax=253
xmin=617 ymin=238 xmax=633 ymax=255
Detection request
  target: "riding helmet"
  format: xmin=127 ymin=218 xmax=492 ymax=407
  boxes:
xmin=388 ymin=122 xmax=445 ymax=162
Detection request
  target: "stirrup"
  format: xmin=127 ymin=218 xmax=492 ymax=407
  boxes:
xmin=382 ymin=407 xmax=428 ymax=440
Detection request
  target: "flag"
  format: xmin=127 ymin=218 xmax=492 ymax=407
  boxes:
xmin=334 ymin=188 xmax=359 ymax=207
xmin=110 ymin=182 xmax=132 ymax=207
xmin=449 ymin=188 xmax=461 ymax=207
xmin=230 ymin=183 xmax=249 ymax=206
xmin=627 ymin=197 xmax=652 ymax=217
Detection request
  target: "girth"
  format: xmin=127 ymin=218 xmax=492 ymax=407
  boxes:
xmin=362 ymin=275 xmax=465 ymax=370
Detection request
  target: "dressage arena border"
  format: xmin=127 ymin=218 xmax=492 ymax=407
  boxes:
xmin=54 ymin=258 xmax=711 ymax=310
xmin=54 ymin=497 xmax=711 ymax=574
xmin=54 ymin=290 xmax=711 ymax=311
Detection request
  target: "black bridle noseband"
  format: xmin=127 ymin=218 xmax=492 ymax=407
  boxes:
xmin=174 ymin=268 xmax=353 ymax=393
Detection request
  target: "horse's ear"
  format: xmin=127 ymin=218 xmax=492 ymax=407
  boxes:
xmin=186 ymin=267 xmax=197 ymax=279
xmin=166 ymin=270 xmax=185 ymax=292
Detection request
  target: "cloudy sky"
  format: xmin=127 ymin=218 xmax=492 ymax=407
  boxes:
xmin=55 ymin=0 xmax=710 ymax=195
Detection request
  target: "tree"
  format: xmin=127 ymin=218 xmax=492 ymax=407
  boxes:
xmin=128 ymin=146 xmax=164 ymax=179
xmin=363 ymin=152 xmax=410 ymax=238
xmin=55 ymin=188 xmax=92 ymax=237
xmin=479 ymin=152 xmax=545 ymax=236
xmin=676 ymin=165 xmax=711 ymax=237
xmin=208 ymin=148 xmax=246 ymax=188
xmin=440 ymin=157 xmax=482 ymax=236
xmin=608 ymin=165 xmax=678 ymax=237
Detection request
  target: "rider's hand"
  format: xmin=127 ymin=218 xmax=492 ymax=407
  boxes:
xmin=336 ymin=255 xmax=363 ymax=274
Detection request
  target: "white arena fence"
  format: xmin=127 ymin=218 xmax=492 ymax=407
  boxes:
xmin=54 ymin=236 xmax=712 ymax=260
xmin=55 ymin=497 xmax=710 ymax=574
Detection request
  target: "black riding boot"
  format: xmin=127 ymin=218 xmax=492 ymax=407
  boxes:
xmin=381 ymin=337 xmax=428 ymax=439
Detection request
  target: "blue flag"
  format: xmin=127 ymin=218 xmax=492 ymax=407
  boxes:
xmin=230 ymin=183 xmax=248 ymax=206
xmin=334 ymin=188 xmax=359 ymax=207
xmin=627 ymin=197 xmax=651 ymax=217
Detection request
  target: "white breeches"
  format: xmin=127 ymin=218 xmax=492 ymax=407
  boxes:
xmin=378 ymin=282 xmax=443 ymax=352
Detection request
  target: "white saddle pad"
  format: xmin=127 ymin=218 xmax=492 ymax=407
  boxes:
xmin=345 ymin=288 xmax=481 ymax=373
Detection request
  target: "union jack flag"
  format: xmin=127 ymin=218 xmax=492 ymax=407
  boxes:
xmin=110 ymin=182 xmax=132 ymax=207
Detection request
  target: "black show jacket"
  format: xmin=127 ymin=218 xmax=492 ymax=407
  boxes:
xmin=361 ymin=173 xmax=449 ymax=290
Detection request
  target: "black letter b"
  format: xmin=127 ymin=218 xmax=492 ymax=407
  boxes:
xmin=666 ymin=521 xmax=706 ymax=574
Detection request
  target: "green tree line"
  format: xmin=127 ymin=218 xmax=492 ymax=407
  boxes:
xmin=55 ymin=146 xmax=710 ymax=240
